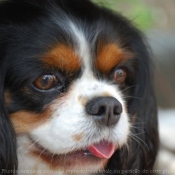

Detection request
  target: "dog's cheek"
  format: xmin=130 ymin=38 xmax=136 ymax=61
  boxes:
xmin=9 ymin=109 xmax=53 ymax=134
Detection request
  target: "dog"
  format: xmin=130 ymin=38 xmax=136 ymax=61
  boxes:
xmin=0 ymin=0 xmax=158 ymax=174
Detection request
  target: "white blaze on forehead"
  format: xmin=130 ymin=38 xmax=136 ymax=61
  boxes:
xmin=69 ymin=22 xmax=93 ymax=77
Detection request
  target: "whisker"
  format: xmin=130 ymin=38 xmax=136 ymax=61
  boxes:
xmin=128 ymin=114 xmax=146 ymax=124
xmin=37 ymin=148 xmax=47 ymax=161
xmin=130 ymin=125 xmax=145 ymax=133
xmin=51 ymin=152 xmax=56 ymax=165
xmin=129 ymin=134 xmax=149 ymax=151
xmin=124 ymin=96 xmax=143 ymax=100
xmin=122 ymin=142 xmax=130 ymax=160
xmin=24 ymin=137 xmax=42 ymax=154
xmin=120 ymin=85 xmax=138 ymax=93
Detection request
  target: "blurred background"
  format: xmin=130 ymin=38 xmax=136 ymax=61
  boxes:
xmin=91 ymin=0 xmax=175 ymax=174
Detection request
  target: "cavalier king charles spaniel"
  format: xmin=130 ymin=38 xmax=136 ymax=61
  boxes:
xmin=0 ymin=0 xmax=158 ymax=174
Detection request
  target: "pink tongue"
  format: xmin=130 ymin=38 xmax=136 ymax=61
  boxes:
xmin=88 ymin=141 xmax=115 ymax=159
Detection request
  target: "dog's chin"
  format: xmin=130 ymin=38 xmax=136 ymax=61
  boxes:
xmin=29 ymin=137 xmax=116 ymax=170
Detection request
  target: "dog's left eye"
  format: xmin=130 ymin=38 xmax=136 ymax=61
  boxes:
xmin=113 ymin=68 xmax=127 ymax=84
xmin=33 ymin=74 xmax=61 ymax=90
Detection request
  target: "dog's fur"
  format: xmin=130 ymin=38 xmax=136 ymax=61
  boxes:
xmin=0 ymin=0 xmax=158 ymax=174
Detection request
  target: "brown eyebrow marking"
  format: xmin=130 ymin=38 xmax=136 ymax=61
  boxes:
xmin=42 ymin=44 xmax=81 ymax=72
xmin=95 ymin=42 xmax=133 ymax=74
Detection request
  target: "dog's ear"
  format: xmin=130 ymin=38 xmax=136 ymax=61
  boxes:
xmin=126 ymin=38 xmax=158 ymax=171
xmin=0 ymin=2 xmax=17 ymax=171
xmin=126 ymin=80 xmax=158 ymax=171
xmin=0 ymin=47 xmax=17 ymax=174
xmin=106 ymin=33 xmax=158 ymax=173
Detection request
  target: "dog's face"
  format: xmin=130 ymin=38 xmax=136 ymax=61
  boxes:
xmin=0 ymin=0 xmax=158 ymax=173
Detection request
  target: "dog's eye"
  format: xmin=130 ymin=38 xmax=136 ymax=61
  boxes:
xmin=33 ymin=75 xmax=60 ymax=90
xmin=113 ymin=68 xmax=127 ymax=84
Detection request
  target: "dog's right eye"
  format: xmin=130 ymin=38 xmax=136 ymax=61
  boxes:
xmin=33 ymin=74 xmax=61 ymax=90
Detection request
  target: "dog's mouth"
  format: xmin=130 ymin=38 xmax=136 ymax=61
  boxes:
xmin=31 ymin=139 xmax=116 ymax=168
xmin=87 ymin=141 xmax=115 ymax=158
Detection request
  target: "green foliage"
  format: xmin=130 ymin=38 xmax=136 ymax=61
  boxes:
xmin=91 ymin=0 xmax=153 ymax=30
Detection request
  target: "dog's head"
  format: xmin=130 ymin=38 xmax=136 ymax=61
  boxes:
xmin=0 ymin=0 xmax=158 ymax=173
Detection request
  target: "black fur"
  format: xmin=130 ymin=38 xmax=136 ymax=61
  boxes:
xmin=0 ymin=0 xmax=158 ymax=174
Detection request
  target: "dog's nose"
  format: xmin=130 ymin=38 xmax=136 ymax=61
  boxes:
xmin=86 ymin=97 xmax=122 ymax=126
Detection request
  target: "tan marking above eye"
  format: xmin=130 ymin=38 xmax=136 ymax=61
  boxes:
xmin=95 ymin=42 xmax=133 ymax=74
xmin=42 ymin=44 xmax=81 ymax=73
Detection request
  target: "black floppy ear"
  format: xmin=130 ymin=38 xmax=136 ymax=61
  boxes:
xmin=106 ymin=33 xmax=158 ymax=173
xmin=0 ymin=50 xmax=17 ymax=173
xmin=126 ymin=77 xmax=158 ymax=171
xmin=126 ymin=38 xmax=158 ymax=171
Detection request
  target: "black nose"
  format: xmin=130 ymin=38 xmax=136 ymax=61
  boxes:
xmin=86 ymin=97 xmax=122 ymax=126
